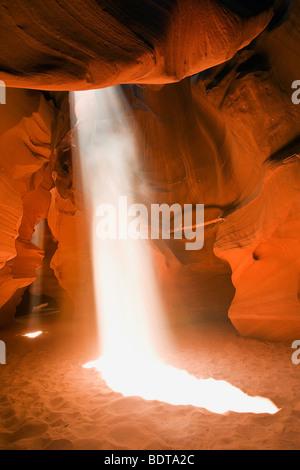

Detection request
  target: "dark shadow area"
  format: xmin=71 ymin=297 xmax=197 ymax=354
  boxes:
xmin=15 ymin=289 xmax=60 ymax=318
xmin=217 ymin=0 xmax=275 ymax=17
xmin=97 ymin=0 xmax=176 ymax=46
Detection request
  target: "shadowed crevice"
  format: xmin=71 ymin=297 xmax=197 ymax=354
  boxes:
xmin=216 ymin=0 xmax=275 ymax=18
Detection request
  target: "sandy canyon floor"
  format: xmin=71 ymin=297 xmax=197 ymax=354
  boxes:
xmin=0 ymin=316 xmax=299 ymax=450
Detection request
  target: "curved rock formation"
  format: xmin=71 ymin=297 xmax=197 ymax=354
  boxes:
xmin=0 ymin=0 xmax=298 ymax=341
xmin=0 ymin=89 xmax=55 ymax=325
xmin=0 ymin=0 xmax=274 ymax=90
xmin=215 ymin=159 xmax=300 ymax=341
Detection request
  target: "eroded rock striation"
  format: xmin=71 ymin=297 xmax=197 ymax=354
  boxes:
xmin=0 ymin=0 xmax=299 ymax=339
xmin=0 ymin=0 xmax=274 ymax=90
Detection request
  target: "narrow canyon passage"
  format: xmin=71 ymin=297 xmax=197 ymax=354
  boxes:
xmin=0 ymin=0 xmax=299 ymax=452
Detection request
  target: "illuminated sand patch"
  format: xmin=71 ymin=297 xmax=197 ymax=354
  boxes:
xmin=83 ymin=356 xmax=279 ymax=415
xmin=23 ymin=331 xmax=43 ymax=339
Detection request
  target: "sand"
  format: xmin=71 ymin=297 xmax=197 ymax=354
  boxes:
xmin=0 ymin=317 xmax=299 ymax=450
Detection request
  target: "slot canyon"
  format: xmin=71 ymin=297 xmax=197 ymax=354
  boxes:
xmin=0 ymin=0 xmax=299 ymax=451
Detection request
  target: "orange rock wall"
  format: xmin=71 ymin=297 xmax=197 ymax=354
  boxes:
xmin=0 ymin=1 xmax=298 ymax=340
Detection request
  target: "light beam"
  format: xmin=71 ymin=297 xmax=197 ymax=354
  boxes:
xmin=72 ymin=86 xmax=279 ymax=415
